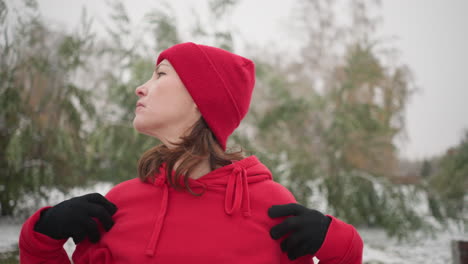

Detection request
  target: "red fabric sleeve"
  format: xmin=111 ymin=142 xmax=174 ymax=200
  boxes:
xmin=19 ymin=206 xmax=71 ymax=264
xmin=314 ymin=215 xmax=363 ymax=264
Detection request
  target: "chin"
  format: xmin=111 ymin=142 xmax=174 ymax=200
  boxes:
xmin=132 ymin=118 xmax=146 ymax=134
xmin=132 ymin=118 xmax=161 ymax=138
xmin=133 ymin=125 xmax=151 ymax=137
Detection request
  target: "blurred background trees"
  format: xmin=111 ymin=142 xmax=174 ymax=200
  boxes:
xmin=0 ymin=0 xmax=96 ymax=216
xmin=0 ymin=0 xmax=466 ymax=239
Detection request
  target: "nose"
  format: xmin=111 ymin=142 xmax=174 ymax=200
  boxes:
xmin=135 ymin=84 xmax=146 ymax=97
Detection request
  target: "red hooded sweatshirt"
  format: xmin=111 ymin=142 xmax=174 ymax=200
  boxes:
xmin=19 ymin=155 xmax=362 ymax=263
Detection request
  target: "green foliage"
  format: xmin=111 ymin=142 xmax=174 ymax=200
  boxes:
xmin=0 ymin=247 xmax=19 ymax=264
xmin=246 ymin=40 xmax=418 ymax=238
xmin=244 ymin=60 xmax=322 ymax=205
xmin=0 ymin=0 xmax=96 ymax=215
xmin=428 ymin=132 xmax=468 ymax=219
xmin=319 ymin=43 xmax=422 ymax=237
xmin=145 ymin=6 xmax=180 ymax=51
xmin=420 ymin=160 xmax=432 ymax=179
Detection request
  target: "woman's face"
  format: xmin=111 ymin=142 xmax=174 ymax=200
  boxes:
xmin=133 ymin=59 xmax=201 ymax=141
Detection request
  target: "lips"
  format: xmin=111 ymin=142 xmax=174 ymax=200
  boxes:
xmin=135 ymin=102 xmax=145 ymax=113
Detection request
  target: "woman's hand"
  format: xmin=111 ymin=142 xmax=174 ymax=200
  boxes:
xmin=34 ymin=193 xmax=118 ymax=244
xmin=268 ymin=203 xmax=331 ymax=260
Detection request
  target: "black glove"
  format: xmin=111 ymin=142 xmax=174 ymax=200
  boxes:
xmin=34 ymin=193 xmax=118 ymax=244
xmin=268 ymin=203 xmax=331 ymax=260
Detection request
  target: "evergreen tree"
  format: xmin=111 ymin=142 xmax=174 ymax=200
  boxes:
xmin=428 ymin=132 xmax=468 ymax=220
xmin=0 ymin=0 xmax=96 ymax=216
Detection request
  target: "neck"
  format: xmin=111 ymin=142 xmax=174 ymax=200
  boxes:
xmin=173 ymin=156 xmax=213 ymax=180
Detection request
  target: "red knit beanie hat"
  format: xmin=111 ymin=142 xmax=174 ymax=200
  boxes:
xmin=156 ymin=42 xmax=255 ymax=150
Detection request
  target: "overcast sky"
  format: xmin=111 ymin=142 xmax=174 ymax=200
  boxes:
xmin=35 ymin=0 xmax=468 ymax=160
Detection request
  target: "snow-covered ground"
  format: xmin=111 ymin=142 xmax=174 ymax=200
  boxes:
xmin=360 ymin=226 xmax=467 ymax=263
xmin=0 ymin=218 xmax=21 ymax=253
xmin=1 ymin=182 xmax=466 ymax=263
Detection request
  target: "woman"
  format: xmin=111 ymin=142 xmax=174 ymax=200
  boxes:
xmin=19 ymin=42 xmax=362 ymax=263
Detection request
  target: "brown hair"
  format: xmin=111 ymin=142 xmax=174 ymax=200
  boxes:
xmin=137 ymin=117 xmax=245 ymax=195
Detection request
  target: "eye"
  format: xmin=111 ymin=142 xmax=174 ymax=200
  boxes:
xmin=156 ymin=71 xmax=166 ymax=78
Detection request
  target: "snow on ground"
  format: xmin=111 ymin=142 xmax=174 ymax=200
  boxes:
xmin=360 ymin=226 xmax=467 ymax=264
xmin=0 ymin=217 xmax=21 ymax=253
xmin=13 ymin=182 xmax=114 ymax=220
xmin=1 ymin=182 xmax=466 ymax=263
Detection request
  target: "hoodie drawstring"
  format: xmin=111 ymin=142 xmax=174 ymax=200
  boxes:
xmin=225 ymin=166 xmax=252 ymax=217
xmin=146 ymin=162 xmax=259 ymax=257
xmin=145 ymin=175 xmax=169 ymax=257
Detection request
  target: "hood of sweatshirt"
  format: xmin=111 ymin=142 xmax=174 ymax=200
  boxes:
xmin=144 ymin=155 xmax=272 ymax=257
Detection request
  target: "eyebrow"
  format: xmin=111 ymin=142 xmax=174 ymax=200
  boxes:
xmin=155 ymin=63 xmax=169 ymax=72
